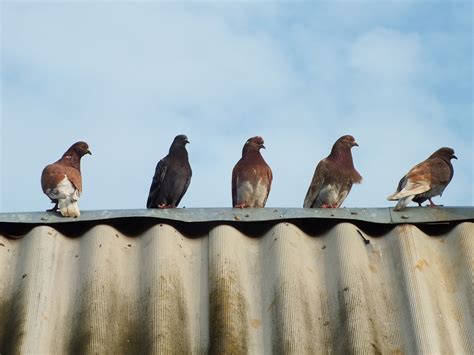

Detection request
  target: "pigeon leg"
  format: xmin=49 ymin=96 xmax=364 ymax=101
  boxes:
xmin=321 ymin=203 xmax=333 ymax=208
xmin=234 ymin=203 xmax=248 ymax=209
xmin=47 ymin=201 xmax=59 ymax=212
xmin=428 ymin=198 xmax=439 ymax=207
xmin=158 ymin=204 xmax=172 ymax=209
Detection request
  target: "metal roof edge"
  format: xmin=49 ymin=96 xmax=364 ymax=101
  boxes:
xmin=0 ymin=207 xmax=472 ymax=225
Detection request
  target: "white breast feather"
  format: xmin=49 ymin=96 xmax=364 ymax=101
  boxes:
xmin=55 ymin=176 xmax=81 ymax=217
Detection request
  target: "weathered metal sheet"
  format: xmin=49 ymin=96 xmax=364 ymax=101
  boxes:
xmin=0 ymin=215 xmax=473 ymax=354
xmin=0 ymin=206 xmax=472 ymax=225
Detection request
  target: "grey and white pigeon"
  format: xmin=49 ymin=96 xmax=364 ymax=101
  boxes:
xmin=303 ymin=135 xmax=362 ymax=208
xmin=41 ymin=141 xmax=91 ymax=217
xmin=232 ymin=136 xmax=272 ymax=208
xmin=387 ymin=147 xmax=457 ymax=211
xmin=147 ymin=135 xmax=192 ymax=208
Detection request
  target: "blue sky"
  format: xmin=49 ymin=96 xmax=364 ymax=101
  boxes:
xmin=1 ymin=1 xmax=472 ymax=212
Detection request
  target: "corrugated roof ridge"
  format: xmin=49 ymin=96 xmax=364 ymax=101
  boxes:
xmin=0 ymin=207 xmax=472 ymax=225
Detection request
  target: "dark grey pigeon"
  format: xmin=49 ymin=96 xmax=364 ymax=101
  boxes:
xmin=303 ymin=135 xmax=362 ymax=208
xmin=147 ymin=135 xmax=192 ymax=208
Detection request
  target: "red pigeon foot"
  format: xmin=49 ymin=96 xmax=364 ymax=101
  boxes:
xmin=234 ymin=203 xmax=248 ymax=209
xmin=46 ymin=202 xmax=59 ymax=212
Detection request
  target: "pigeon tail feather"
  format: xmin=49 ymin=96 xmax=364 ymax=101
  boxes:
xmin=388 ymin=183 xmax=430 ymax=201
xmin=393 ymin=195 xmax=415 ymax=211
xmin=58 ymin=196 xmax=80 ymax=217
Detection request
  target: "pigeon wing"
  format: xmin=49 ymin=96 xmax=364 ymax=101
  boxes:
xmin=303 ymin=160 xmax=328 ymax=208
xmin=387 ymin=160 xmax=433 ymax=200
xmin=147 ymin=159 xmax=168 ymax=208
xmin=41 ymin=164 xmax=82 ymax=197
xmin=175 ymin=173 xmax=192 ymax=207
xmin=231 ymin=163 xmax=239 ymax=207
xmin=262 ymin=164 xmax=273 ymax=207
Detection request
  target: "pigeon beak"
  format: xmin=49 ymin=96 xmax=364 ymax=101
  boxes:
xmin=353 ymin=141 xmax=359 ymax=147
xmin=185 ymin=139 xmax=190 ymax=144
xmin=260 ymin=144 xmax=266 ymax=149
xmin=453 ymin=155 xmax=458 ymax=160
xmin=86 ymin=149 xmax=92 ymax=155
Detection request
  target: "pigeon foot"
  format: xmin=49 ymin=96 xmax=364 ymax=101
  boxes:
xmin=234 ymin=203 xmax=248 ymax=209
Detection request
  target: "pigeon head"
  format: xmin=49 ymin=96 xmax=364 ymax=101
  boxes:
xmin=65 ymin=141 xmax=92 ymax=158
xmin=243 ymin=136 xmax=265 ymax=152
xmin=169 ymin=135 xmax=190 ymax=156
xmin=335 ymin=135 xmax=359 ymax=149
xmin=329 ymin=135 xmax=358 ymax=157
xmin=430 ymin=147 xmax=457 ymax=161
xmin=172 ymin=135 xmax=190 ymax=146
xmin=59 ymin=141 xmax=91 ymax=169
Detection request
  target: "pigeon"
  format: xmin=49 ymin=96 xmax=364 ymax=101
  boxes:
xmin=387 ymin=147 xmax=457 ymax=211
xmin=303 ymin=135 xmax=362 ymax=208
xmin=232 ymin=136 xmax=273 ymax=208
xmin=41 ymin=141 xmax=91 ymax=217
xmin=147 ymin=135 xmax=192 ymax=209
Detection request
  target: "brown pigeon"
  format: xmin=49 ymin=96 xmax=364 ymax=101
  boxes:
xmin=41 ymin=141 xmax=91 ymax=217
xmin=303 ymin=135 xmax=362 ymax=208
xmin=232 ymin=136 xmax=272 ymax=208
xmin=387 ymin=147 xmax=457 ymax=211
xmin=147 ymin=135 xmax=192 ymax=209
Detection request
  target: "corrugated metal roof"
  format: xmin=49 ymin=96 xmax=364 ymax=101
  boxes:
xmin=1 ymin=208 xmax=473 ymax=354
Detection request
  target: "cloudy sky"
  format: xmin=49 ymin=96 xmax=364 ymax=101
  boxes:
xmin=1 ymin=1 xmax=472 ymax=212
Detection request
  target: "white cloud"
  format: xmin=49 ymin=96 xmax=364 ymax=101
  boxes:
xmin=349 ymin=27 xmax=423 ymax=80
xmin=3 ymin=3 xmax=298 ymax=108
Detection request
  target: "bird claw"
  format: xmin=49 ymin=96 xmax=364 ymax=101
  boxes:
xmin=321 ymin=204 xmax=337 ymax=208
xmin=46 ymin=203 xmax=59 ymax=212
xmin=158 ymin=204 xmax=173 ymax=209
xmin=234 ymin=204 xmax=248 ymax=209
